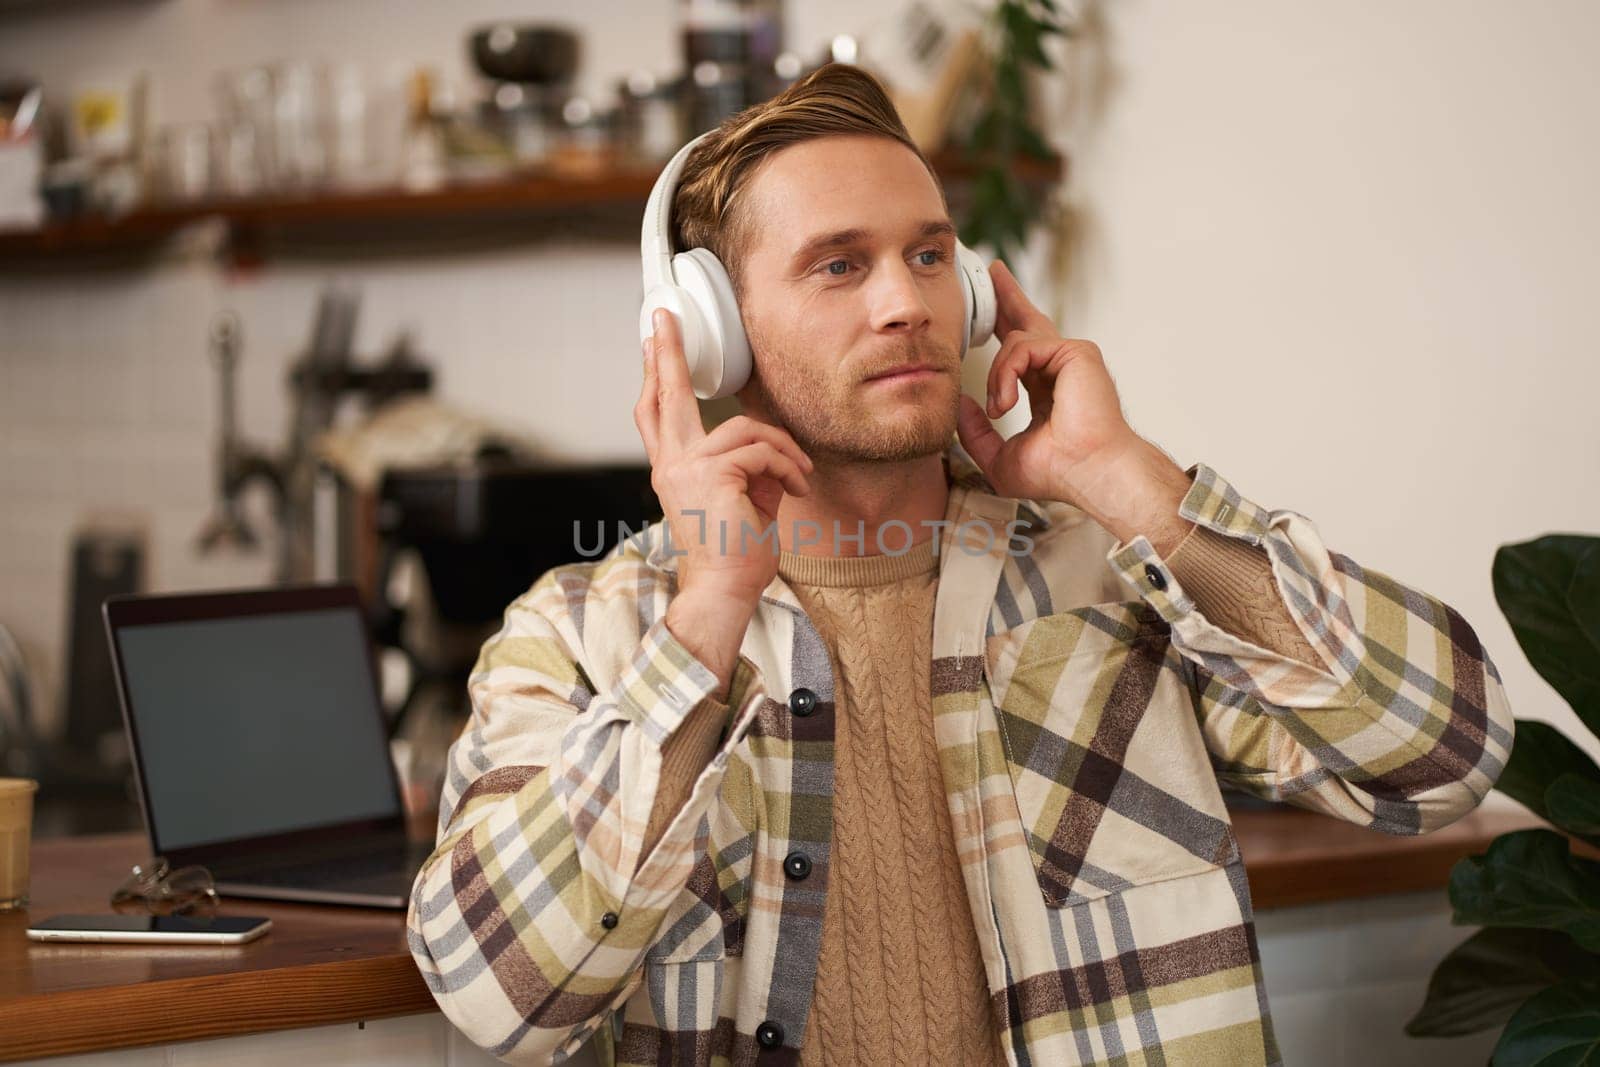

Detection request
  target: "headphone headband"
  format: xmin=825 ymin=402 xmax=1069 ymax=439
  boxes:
xmin=640 ymin=133 xmax=712 ymax=292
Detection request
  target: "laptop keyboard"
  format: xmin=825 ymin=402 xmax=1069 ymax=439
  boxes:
xmin=225 ymin=843 xmax=435 ymax=890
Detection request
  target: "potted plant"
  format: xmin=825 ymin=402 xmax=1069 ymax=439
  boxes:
xmin=956 ymin=0 xmax=1073 ymax=264
xmin=1406 ymin=534 xmax=1600 ymax=1063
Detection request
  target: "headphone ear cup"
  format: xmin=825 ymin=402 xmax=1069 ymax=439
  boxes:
xmin=671 ymin=248 xmax=752 ymax=399
xmin=959 ymin=250 xmax=974 ymax=360
xmin=956 ymin=241 xmax=996 ymax=355
xmin=639 ymin=283 xmax=710 ymax=387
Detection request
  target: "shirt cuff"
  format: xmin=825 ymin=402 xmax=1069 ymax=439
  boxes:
xmin=643 ymin=650 xmax=760 ymax=823
xmin=613 ymin=615 xmax=738 ymax=747
xmin=1104 ymin=461 xmax=1275 ymax=626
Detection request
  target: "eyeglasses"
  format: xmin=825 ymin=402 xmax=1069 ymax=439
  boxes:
xmin=110 ymin=858 xmax=219 ymax=918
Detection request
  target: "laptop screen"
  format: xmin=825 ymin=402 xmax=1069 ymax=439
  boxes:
xmin=113 ymin=605 xmax=400 ymax=851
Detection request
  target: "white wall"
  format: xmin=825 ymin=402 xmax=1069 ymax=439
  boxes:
xmin=3 ymin=0 xmax=1596 ymax=763
xmin=1045 ymin=0 xmax=1600 ymax=758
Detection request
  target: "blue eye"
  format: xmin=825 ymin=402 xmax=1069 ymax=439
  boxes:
xmin=817 ymin=249 xmax=946 ymax=278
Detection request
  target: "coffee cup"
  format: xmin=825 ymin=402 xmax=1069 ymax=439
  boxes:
xmin=0 ymin=778 xmax=40 ymax=911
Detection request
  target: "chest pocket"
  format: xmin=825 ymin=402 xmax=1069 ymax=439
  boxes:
xmin=982 ymin=600 xmax=1240 ymax=908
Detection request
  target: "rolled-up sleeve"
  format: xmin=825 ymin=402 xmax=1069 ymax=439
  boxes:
xmin=1105 ymin=462 xmax=1515 ymax=834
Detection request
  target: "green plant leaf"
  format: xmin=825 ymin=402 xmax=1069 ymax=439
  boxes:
xmin=1497 ymin=719 xmax=1600 ymax=822
xmin=1493 ymin=535 xmax=1600 ymax=741
xmin=1572 ymin=541 xmax=1600 ymax=655
xmin=954 ymin=0 xmax=1059 ymax=266
xmin=1001 ymin=2 xmax=1051 ymax=67
xmin=1017 ymin=125 xmax=1054 ymax=161
xmin=1490 ymin=979 xmax=1600 ymax=1066
xmin=1449 ymin=830 xmax=1600 ymax=952
xmin=971 ymin=111 xmax=1001 ymax=155
xmin=1406 ymin=927 xmax=1600 ymax=1038
xmin=994 ymin=56 xmax=1028 ymax=110
xmin=1547 ymin=773 xmax=1600 ymax=846
xmin=960 ymin=164 xmax=1023 ymax=264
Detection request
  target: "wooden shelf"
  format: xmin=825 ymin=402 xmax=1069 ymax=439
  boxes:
xmin=0 ymin=149 xmax=1065 ymax=265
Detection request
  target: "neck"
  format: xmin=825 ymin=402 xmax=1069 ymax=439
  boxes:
xmin=774 ymin=451 xmax=950 ymax=556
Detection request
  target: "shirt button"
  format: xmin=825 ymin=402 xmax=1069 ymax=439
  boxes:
xmin=787 ymin=687 xmax=817 ymax=717
xmin=600 ymin=911 xmax=618 ymax=929
xmin=756 ymin=1020 xmax=785 ymax=1048
xmin=783 ymin=851 xmax=811 ymax=880
xmin=1144 ymin=563 xmax=1167 ymax=591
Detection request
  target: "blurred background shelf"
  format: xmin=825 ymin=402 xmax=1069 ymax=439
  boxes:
xmin=0 ymin=150 xmax=1065 ymax=266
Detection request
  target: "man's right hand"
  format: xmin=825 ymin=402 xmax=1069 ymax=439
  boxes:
xmin=634 ymin=307 xmax=812 ymax=694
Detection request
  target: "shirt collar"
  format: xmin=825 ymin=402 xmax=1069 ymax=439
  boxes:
xmin=940 ymin=435 xmax=1055 ymax=534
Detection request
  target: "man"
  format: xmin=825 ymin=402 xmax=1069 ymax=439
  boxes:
xmin=407 ymin=64 xmax=1513 ymax=1066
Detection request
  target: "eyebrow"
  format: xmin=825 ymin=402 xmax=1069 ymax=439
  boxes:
xmin=788 ymin=218 xmax=957 ymax=266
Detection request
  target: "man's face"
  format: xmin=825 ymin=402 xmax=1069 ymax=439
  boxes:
xmin=733 ymin=134 xmax=965 ymax=463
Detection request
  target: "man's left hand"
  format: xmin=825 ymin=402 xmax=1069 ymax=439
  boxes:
xmin=955 ymin=259 xmax=1196 ymax=555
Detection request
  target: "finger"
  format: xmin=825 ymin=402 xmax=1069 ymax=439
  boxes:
xmin=701 ymin=415 xmax=814 ymax=474
xmin=984 ymin=332 xmax=1021 ymax=416
xmin=989 ymin=259 xmax=1053 ymax=336
xmin=720 ymin=442 xmax=811 ymax=499
xmin=634 ymin=337 xmax=661 ymax=460
xmin=956 ymin=393 xmax=1006 ymax=477
xmin=1018 ymin=362 xmax=1055 ymax=424
xmin=993 ymin=301 xmax=1015 ymax=343
xmin=991 ymin=270 xmax=1021 ymax=342
xmin=989 ymin=337 xmax=1063 ymax=417
xmin=985 ymin=331 xmax=1042 ymax=416
xmin=650 ymin=308 xmax=705 ymax=446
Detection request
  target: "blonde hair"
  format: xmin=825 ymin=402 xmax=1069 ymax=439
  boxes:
xmin=671 ymin=62 xmax=941 ymax=302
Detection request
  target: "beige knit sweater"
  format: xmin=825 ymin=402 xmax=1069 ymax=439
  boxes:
xmin=780 ymin=534 xmax=1007 ymax=1065
xmin=642 ymin=513 xmax=1323 ymax=1062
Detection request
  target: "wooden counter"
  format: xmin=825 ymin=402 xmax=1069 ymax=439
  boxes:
xmin=0 ymin=832 xmax=435 ymax=1062
xmin=1231 ymin=801 xmax=1543 ymax=909
xmin=0 ymin=804 xmax=1545 ymax=1062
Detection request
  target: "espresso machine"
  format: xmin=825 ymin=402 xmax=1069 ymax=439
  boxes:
xmin=194 ymin=288 xmax=660 ymax=816
xmin=196 ymin=287 xmax=433 ymax=586
xmin=370 ymin=459 xmax=658 ymax=732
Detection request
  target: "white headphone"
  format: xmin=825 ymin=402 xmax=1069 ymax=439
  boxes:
xmin=639 ymin=131 xmax=998 ymax=400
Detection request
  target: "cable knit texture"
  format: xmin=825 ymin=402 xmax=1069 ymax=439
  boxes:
xmin=637 ymin=686 xmax=731 ymax=873
xmin=777 ymin=535 xmax=1010 ymax=1067
xmin=1164 ymin=521 xmax=1327 ymax=667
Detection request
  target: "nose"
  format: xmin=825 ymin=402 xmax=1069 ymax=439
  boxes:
xmin=869 ymin=258 xmax=932 ymax=336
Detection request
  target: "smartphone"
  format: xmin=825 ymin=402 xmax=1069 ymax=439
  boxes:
xmin=26 ymin=914 xmax=273 ymax=945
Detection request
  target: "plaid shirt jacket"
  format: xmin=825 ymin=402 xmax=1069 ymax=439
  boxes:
xmin=406 ymin=440 xmax=1514 ymax=1066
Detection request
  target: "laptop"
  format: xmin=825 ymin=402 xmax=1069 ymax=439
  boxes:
xmin=103 ymin=583 xmax=437 ymax=909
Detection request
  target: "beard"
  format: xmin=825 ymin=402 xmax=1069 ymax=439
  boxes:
xmin=743 ymin=327 xmax=962 ymax=464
